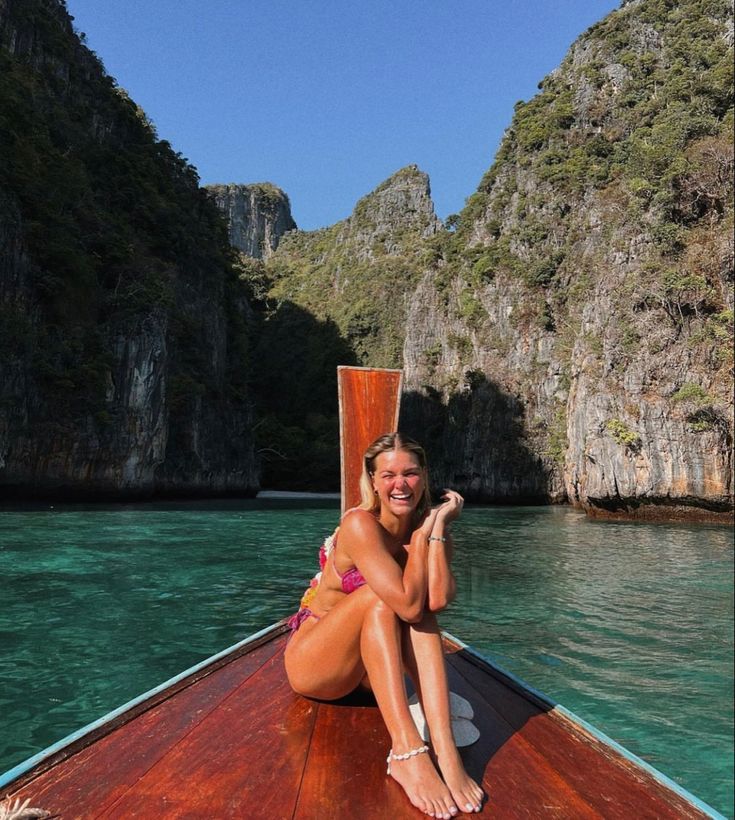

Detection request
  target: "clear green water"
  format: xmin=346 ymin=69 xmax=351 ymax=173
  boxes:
xmin=0 ymin=500 xmax=732 ymax=816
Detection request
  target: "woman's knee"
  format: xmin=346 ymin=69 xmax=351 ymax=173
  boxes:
xmin=363 ymin=595 xmax=402 ymax=634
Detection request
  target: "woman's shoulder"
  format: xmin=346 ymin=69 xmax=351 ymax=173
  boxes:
xmin=340 ymin=507 xmax=380 ymax=536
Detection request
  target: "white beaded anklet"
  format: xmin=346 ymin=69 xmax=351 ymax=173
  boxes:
xmin=386 ymin=744 xmax=430 ymax=775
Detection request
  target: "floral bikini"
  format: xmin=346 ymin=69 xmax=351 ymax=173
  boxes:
xmin=288 ymin=517 xmax=367 ymax=631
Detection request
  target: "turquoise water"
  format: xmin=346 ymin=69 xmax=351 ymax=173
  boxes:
xmin=0 ymin=500 xmax=732 ymax=816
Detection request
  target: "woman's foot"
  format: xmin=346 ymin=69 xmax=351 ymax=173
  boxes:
xmin=434 ymin=747 xmax=483 ymax=814
xmin=388 ymin=746 xmax=459 ymax=818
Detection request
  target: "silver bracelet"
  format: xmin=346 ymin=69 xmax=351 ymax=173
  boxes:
xmin=428 ymin=535 xmax=446 ymax=543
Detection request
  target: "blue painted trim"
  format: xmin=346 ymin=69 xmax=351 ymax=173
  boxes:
xmin=442 ymin=631 xmax=726 ymax=820
xmin=0 ymin=620 xmax=287 ymax=790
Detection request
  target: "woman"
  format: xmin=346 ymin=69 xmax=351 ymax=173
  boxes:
xmin=285 ymin=433 xmax=483 ymax=818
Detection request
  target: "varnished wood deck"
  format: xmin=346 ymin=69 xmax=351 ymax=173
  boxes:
xmin=0 ymin=623 xmax=719 ymax=819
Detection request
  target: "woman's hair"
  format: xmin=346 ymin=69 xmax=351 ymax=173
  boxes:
xmin=358 ymin=432 xmax=432 ymax=519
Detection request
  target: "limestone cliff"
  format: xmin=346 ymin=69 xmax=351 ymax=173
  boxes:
xmin=230 ymin=165 xmax=441 ymax=490
xmin=3 ymin=0 xmax=731 ymax=516
xmin=0 ymin=0 xmax=258 ymax=497
xmin=267 ymin=165 xmax=442 ymax=366
xmin=206 ymin=183 xmax=296 ymax=260
xmin=402 ymin=0 xmax=733 ymax=519
xmin=246 ymin=0 xmax=733 ymax=518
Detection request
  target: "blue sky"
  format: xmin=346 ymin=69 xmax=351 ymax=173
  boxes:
xmin=65 ymin=1 xmax=620 ymax=230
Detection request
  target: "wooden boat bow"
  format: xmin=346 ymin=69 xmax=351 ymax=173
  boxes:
xmin=0 ymin=620 xmax=721 ymax=818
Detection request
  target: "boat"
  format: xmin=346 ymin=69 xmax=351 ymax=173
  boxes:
xmin=0 ymin=367 xmax=725 ymax=819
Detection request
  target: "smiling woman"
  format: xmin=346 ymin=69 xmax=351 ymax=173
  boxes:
xmin=284 ymin=432 xmax=483 ymax=818
xmin=361 ymin=435 xmax=433 ymax=519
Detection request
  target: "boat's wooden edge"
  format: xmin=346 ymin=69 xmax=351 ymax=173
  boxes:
xmin=441 ymin=631 xmax=727 ymax=820
xmin=442 ymin=631 xmax=558 ymax=712
xmin=0 ymin=619 xmax=291 ymax=796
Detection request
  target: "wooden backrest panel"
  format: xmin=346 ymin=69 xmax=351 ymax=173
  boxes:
xmin=338 ymin=366 xmax=402 ymax=515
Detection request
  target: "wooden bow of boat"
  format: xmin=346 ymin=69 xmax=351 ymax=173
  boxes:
xmin=0 ymin=366 xmax=724 ymax=818
xmin=0 ymin=620 xmax=721 ymax=818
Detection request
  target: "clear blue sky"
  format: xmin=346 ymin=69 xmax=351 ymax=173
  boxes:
xmin=65 ymin=0 xmax=620 ymax=230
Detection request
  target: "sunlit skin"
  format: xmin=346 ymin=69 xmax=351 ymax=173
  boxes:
xmin=285 ymin=447 xmax=483 ymax=817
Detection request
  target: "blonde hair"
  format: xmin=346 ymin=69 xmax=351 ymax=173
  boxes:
xmin=358 ymin=432 xmax=432 ymax=520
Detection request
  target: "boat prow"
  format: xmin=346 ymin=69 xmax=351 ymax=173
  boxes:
xmin=0 ymin=620 xmax=723 ymax=818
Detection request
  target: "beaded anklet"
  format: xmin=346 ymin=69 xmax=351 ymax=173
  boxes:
xmin=386 ymin=744 xmax=430 ymax=775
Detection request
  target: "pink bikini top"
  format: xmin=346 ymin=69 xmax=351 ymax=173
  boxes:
xmin=319 ymin=520 xmax=366 ymax=594
xmin=293 ymin=512 xmax=368 ymax=616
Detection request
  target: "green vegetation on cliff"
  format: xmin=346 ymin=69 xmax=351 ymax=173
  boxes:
xmin=413 ymin=0 xmax=733 ymax=508
xmin=0 ymin=0 xmax=256 ymax=493
xmin=266 ymin=165 xmax=439 ymax=367
xmin=451 ymin=0 xmax=733 ymax=316
xmin=236 ymin=165 xmax=441 ymax=488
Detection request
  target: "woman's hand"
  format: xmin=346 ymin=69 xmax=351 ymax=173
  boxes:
xmin=435 ymin=489 xmax=464 ymax=526
xmin=417 ymin=505 xmax=441 ymax=539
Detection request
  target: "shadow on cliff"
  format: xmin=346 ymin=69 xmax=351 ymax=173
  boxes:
xmin=250 ymin=300 xmax=358 ymax=491
xmin=400 ymin=373 xmax=554 ymax=504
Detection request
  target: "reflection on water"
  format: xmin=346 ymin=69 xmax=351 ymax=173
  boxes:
xmin=0 ymin=501 xmax=732 ymax=815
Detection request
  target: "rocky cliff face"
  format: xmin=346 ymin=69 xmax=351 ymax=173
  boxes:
xmin=206 ymin=183 xmax=296 ymax=259
xmin=231 ymin=165 xmax=442 ymax=490
xmin=2 ymin=0 xmax=731 ymax=516
xmin=267 ymin=165 xmax=442 ymax=366
xmin=0 ymin=0 xmax=258 ymax=497
xmin=245 ymin=0 xmax=733 ymax=519
xmin=401 ymin=0 xmax=733 ymax=519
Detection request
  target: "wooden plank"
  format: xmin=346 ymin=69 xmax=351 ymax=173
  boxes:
xmin=442 ymin=656 xmax=602 ymax=818
xmin=95 ymin=647 xmax=316 ymax=819
xmin=3 ymin=636 xmax=286 ymax=819
xmin=0 ymin=622 xmax=290 ymax=797
xmin=338 ymin=366 xmax=402 ymax=514
xmin=294 ymin=660 xmax=599 ymax=819
xmin=293 ymin=700 xmax=420 ymax=819
xmin=448 ymin=650 xmax=711 ymax=819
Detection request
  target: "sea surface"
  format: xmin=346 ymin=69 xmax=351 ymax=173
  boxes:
xmin=1 ymin=499 xmax=732 ymax=816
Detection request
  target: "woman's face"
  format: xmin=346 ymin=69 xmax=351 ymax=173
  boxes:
xmin=371 ymin=449 xmax=425 ymax=517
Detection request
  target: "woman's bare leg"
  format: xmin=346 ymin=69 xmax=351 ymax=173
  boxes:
xmin=403 ymin=614 xmax=484 ymax=813
xmin=361 ymin=600 xmax=458 ymax=819
xmin=285 ymin=589 xmax=458 ymax=818
xmin=285 ymin=585 xmax=378 ymax=700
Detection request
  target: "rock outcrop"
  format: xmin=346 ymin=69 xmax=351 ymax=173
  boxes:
xmin=0 ymin=0 xmax=258 ymax=498
xmin=267 ymin=164 xmax=442 ymax=365
xmin=234 ymin=165 xmax=442 ymax=490
xmin=400 ymin=0 xmax=734 ymax=520
xmin=206 ymin=183 xmax=296 ymax=259
xmin=250 ymin=0 xmax=733 ymax=519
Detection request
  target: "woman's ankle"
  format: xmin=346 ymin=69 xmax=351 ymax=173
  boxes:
xmin=431 ymin=736 xmax=463 ymax=762
xmin=389 ymin=731 xmax=427 ymax=756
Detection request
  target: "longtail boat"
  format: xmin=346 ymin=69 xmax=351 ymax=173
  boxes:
xmin=0 ymin=367 xmax=725 ymax=819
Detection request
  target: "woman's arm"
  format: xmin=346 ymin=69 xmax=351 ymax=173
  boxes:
xmin=339 ymin=509 xmax=437 ymax=623
xmin=426 ymin=490 xmax=462 ymax=612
